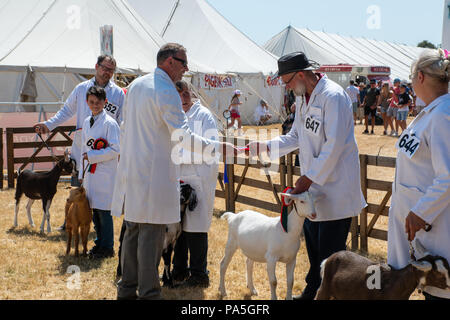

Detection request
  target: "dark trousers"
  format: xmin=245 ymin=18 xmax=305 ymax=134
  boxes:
xmin=302 ymin=217 xmax=352 ymax=297
xmin=172 ymin=231 xmax=208 ymax=277
xmin=92 ymin=209 xmax=114 ymax=249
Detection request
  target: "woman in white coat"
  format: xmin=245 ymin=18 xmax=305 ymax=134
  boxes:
xmin=171 ymin=81 xmax=219 ymax=288
xmin=387 ymin=48 xmax=450 ymax=300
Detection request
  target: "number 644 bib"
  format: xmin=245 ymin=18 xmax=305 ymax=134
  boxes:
xmin=396 ymin=132 xmax=421 ymax=159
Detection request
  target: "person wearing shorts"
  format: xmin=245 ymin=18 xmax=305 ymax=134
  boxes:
xmin=396 ymin=84 xmax=411 ymax=132
xmin=379 ymin=82 xmax=394 ymax=135
xmin=362 ymin=79 xmax=380 ymax=134
xmin=345 ymin=80 xmax=360 ymax=125
xmin=227 ymin=89 xmax=243 ymax=135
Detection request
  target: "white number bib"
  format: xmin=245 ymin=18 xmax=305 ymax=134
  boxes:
xmin=304 ymin=115 xmax=322 ymax=137
xmin=396 ymin=132 xmax=421 ymax=159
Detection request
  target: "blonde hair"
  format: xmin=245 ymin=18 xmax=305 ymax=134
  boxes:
xmin=411 ymin=48 xmax=450 ymax=84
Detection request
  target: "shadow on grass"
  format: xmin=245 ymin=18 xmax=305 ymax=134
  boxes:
xmin=161 ymin=286 xmax=206 ymax=300
xmin=6 ymin=226 xmax=97 ymax=243
xmin=56 ymin=251 xmax=107 ymax=274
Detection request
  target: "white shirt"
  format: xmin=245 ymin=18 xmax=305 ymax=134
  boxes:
xmin=79 ymin=110 xmax=120 ymax=211
xmin=44 ymin=78 xmax=125 ymax=172
xmin=179 ymin=100 xmax=220 ymax=232
xmin=268 ymin=75 xmax=367 ymax=222
xmin=387 ymin=93 xmax=450 ymax=299
xmin=254 ymin=103 xmax=271 ymax=123
xmin=111 ymin=68 xmax=220 ymax=225
xmin=345 ymin=85 xmax=360 ymax=104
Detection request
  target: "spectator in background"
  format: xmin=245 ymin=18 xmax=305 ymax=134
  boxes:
xmin=227 ymin=89 xmax=243 ymax=135
xmin=254 ymin=99 xmax=272 ymax=125
xmin=345 ymin=80 xmax=360 ymax=125
xmin=386 ymin=78 xmax=401 ymax=137
xmin=358 ymin=83 xmax=367 ymax=124
xmin=379 ymin=82 xmax=394 ymax=135
xmin=415 ymin=96 xmax=427 ymax=115
xmin=362 ymin=79 xmax=381 ymax=135
xmin=396 ymin=84 xmax=411 ymax=133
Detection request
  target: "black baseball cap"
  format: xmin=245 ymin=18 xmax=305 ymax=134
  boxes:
xmin=274 ymin=52 xmax=320 ymax=78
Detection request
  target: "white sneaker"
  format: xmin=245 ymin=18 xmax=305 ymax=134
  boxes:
xmin=393 ymin=131 xmax=399 ymax=137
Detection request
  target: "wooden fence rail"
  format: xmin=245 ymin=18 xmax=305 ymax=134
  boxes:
xmin=5 ymin=126 xmax=76 ymax=188
xmin=4 ymin=129 xmax=395 ymax=253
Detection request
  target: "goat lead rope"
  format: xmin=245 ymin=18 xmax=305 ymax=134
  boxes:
xmin=37 ymin=132 xmax=59 ymax=162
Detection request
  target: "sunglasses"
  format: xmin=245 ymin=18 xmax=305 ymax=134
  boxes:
xmin=172 ymin=56 xmax=188 ymax=68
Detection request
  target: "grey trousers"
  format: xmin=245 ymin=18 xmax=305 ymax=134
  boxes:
xmin=117 ymin=221 xmax=165 ymax=300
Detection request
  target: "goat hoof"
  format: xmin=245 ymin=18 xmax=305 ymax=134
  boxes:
xmin=251 ymin=289 xmax=258 ymax=296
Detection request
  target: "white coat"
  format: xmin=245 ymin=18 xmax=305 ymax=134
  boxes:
xmin=268 ymin=75 xmax=367 ymax=222
xmin=179 ymin=100 xmax=219 ymax=233
xmin=111 ymin=68 xmax=220 ymax=225
xmin=44 ymin=77 xmax=124 ymax=172
xmin=387 ymin=93 xmax=450 ymax=299
xmin=79 ymin=110 xmax=120 ymax=211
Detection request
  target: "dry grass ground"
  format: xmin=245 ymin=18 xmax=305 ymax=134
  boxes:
xmin=0 ymin=118 xmax=423 ymax=300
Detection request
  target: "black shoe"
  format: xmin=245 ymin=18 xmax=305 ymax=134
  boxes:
xmin=90 ymin=247 xmax=115 ymax=259
xmin=172 ymin=270 xmax=190 ymax=282
xmin=292 ymin=292 xmax=315 ymax=301
xmin=176 ymin=274 xmax=210 ymax=289
xmin=87 ymin=246 xmax=100 ymax=257
xmin=56 ymin=224 xmax=66 ymax=231
xmin=371 ymin=130 xmax=374 ymax=135
xmin=362 ymin=129 xmax=369 ymax=134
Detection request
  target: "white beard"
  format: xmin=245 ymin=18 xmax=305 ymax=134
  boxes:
xmin=293 ymin=82 xmax=306 ymax=96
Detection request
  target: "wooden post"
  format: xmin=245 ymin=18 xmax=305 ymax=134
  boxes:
xmin=360 ymin=154 xmax=368 ymax=253
xmin=0 ymin=128 xmax=3 ymax=189
xmin=286 ymin=153 xmax=293 ymax=188
xmin=6 ymin=128 xmax=14 ymax=189
xmin=350 ymin=216 xmax=359 ymax=251
xmin=280 ymin=155 xmax=286 ymax=191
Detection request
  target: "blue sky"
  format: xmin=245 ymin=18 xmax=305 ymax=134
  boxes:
xmin=207 ymin=0 xmax=445 ymax=47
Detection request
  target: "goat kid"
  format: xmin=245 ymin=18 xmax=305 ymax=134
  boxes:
xmin=161 ymin=182 xmax=198 ymax=287
xmin=316 ymin=239 xmax=450 ymax=300
xmin=219 ymin=191 xmax=315 ymax=300
xmin=65 ymin=186 xmax=92 ymax=256
xmin=14 ymin=149 xmax=75 ymax=233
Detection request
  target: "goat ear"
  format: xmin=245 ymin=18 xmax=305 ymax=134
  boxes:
xmin=188 ymin=189 xmax=198 ymax=211
xmin=64 ymin=149 xmax=70 ymax=162
xmin=411 ymin=260 xmax=433 ymax=273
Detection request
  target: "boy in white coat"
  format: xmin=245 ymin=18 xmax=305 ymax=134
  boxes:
xmin=80 ymin=86 xmax=120 ymax=259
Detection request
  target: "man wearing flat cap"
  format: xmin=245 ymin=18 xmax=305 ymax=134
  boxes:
xmin=246 ymin=52 xmax=367 ymax=300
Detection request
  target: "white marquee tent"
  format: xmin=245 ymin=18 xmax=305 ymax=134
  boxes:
xmin=127 ymin=0 xmax=285 ymax=125
xmin=264 ymin=26 xmax=428 ymax=82
xmin=0 ymin=0 xmax=213 ymax=112
xmin=443 ymin=0 xmax=450 ymax=50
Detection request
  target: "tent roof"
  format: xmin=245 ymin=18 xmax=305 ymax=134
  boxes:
xmin=0 ymin=0 xmax=212 ymax=74
xmin=127 ymin=0 xmax=278 ymax=75
xmin=264 ymin=26 xmax=428 ymax=81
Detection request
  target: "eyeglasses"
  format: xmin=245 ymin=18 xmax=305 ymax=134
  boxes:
xmin=172 ymin=56 xmax=188 ymax=68
xmin=283 ymin=72 xmax=298 ymax=86
xmin=98 ymin=64 xmax=116 ymax=73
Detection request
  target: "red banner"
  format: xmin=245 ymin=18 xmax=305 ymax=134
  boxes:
xmin=202 ymin=74 xmax=234 ymax=89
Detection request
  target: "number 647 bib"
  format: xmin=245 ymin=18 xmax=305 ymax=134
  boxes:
xmin=396 ymin=132 xmax=421 ymax=159
xmin=304 ymin=115 xmax=322 ymax=137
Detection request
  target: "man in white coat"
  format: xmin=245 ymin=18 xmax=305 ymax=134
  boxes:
xmin=170 ymin=80 xmax=219 ymax=288
xmin=111 ymin=43 xmax=236 ymax=300
xmin=388 ymin=48 xmax=450 ymax=300
xmin=34 ymin=55 xmax=124 ymax=231
xmin=246 ymin=52 xmax=367 ymax=300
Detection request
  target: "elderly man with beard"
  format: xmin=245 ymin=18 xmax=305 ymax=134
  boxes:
xmin=245 ymin=52 xmax=367 ymax=300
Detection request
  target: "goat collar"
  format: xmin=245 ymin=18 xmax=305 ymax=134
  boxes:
xmin=280 ymin=187 xmax=295 ymax=233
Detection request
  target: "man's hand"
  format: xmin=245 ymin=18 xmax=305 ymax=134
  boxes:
xmin=291 ymin=175 xmax=313 ymax=195
xmin=405 ymin=211 xmax=428 ymax=241
xmin=221 ymin=142 xmax=238 ymax=158
xmin=245 ymin=141 xmax=269 ymax=157
xmin=34 ymin=123 xmax=50 ymax=134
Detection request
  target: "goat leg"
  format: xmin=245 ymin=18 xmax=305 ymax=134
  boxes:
xmin=40 ymin=200 xmax=47 ymax=233
xmin=45 ymin=200 xmax=52 ymax=233
xmin=266 ymin=258 xmax=278 ymax=300
xmin=26 ymin=199 xmax=35 ymax=228
xmin=80 ymin=225 xmax=90 ymax=256
xmin=74 ymin=226 xmax=80 ymax=257
xmin=66 ymin=228 xmax=72 ymax=255
xmin=219 ymin=240 xmax=238 ymax=297
xmin=246 ymin=258 xmax=258 ymax=296
xmin=285 ymin=259 xmax=296 ymax=300
xmin=162 ymin=244 xmax=173 ymax=287
xmin=14 ymin=198 xmax=20 ymax=227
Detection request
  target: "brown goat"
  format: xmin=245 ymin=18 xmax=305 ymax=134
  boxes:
xmin=316 ymin=249 xmax=450 ymax=300
xmin=65 ymin=187 xmax=92 ymax=257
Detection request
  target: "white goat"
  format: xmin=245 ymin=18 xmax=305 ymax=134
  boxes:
xmin=219 ymin=191 xmax=315 ymax=300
